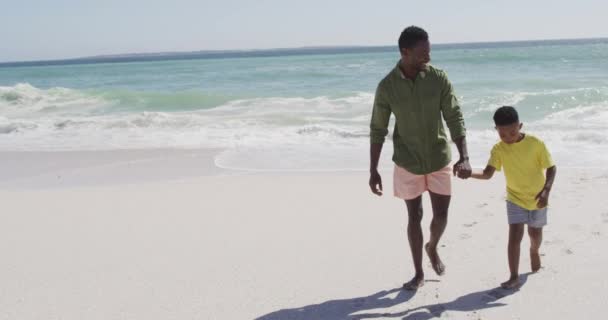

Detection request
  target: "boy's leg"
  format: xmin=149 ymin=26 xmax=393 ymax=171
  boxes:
xmin=528 ymin=207 xmax=547 ymax=272
xmin=403 ymin=196 xmax=424 ymax=290
xmin=528 ymin=226 xmax=543 ymax=272
xmin=426 ymin=191 xmax=450 ymax=275
xmin=502 ymin=223 xmax=525 ymax=289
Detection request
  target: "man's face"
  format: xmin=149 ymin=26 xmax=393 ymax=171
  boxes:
xmin=496 ymin=122 xmax=523 ymax=144
xmin=401 ymin=40 xmax=431 ymax=71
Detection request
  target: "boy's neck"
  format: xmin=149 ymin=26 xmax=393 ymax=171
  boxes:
xmin=515 ymin=133 xmax=525 ymax=143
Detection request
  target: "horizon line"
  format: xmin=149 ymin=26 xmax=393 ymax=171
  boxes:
xmin=1 ymin=36 xmax=607 ymax=67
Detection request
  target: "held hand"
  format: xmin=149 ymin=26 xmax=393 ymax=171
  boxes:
xmin=369 ymin=171 xmax=383 ymax=196
xmin=535 ymin=188 xmax=550 ymax=208
xmin=453 ymin=158 xmax=472 ymax=179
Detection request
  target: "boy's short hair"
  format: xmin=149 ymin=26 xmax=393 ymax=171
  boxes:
xmin=398 ymin=26 xmax=428 ymax=50
xmin=494 ymin=106 xmax=519 ymax=126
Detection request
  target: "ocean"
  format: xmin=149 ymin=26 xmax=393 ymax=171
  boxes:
xmin=1 ymin=39 xmax=607 ymax=171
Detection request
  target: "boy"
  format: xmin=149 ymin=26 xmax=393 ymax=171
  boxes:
xmin=471 ymin=106 xmax=556 ymax=289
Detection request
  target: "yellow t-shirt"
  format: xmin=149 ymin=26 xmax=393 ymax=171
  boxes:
xmin=488 ymin=134 xmax=554 ymax=210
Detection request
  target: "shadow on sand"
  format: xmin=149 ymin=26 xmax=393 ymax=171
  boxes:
xmin=355 ymin=272 xmax=531 ymax=320
xmin=255 ymin=273 xmax=531 ymax=320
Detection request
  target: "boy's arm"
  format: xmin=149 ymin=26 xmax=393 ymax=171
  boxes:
xmin=543 ymin=165 xmax=557 ymax=191
xmin=470 ymin=165 xmax=496 ymax=180
xmin=535 ymin=165 xmax=556 ymax=208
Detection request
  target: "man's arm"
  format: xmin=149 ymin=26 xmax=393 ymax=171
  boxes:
xmin=471 ymin=165 xmax=496 ymax=180
xmin=369 ymin=83 xmax=391 ymax=196
xmin=369 ymin=143 xmax=383 ymax=195
xmin=438 ymin=71 xmax=470 ymax=178
xmin=453 ymin=136 xmax=472 ymax=179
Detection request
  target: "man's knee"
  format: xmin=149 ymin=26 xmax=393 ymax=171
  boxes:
xmin=406 ymin=203 xmax=423 ymax=223
xmin=432 ymin=209 xmax=448 ymax=221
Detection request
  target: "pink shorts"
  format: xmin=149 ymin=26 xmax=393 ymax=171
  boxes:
xmin=393 ymin=164 xmax=452 ymax=200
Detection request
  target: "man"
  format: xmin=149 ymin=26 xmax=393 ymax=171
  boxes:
xmin=369 ymin=26 xmax=471 ymax=290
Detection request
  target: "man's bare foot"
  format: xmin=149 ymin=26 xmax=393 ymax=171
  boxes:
xmin=425 ymin=243 xmax=445 ymax=275
xmin=500 ymin=276 xmax=520 ymax=289
xmin=403 ymin=275 xmax=424 ymax=291
xmin=530 ymin=249 xmax=541 ymax=272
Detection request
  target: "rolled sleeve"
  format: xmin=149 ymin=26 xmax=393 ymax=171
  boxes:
xmin=439 ymin=71 xmax=466 ymax=140
xmin=370 ymin=83 xmax=391 ymax=144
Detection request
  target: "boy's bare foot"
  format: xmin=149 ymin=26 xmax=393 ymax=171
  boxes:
xmin=500 ymin=276 xmax=521 ymax=289
xmin=530 ymin=249 xmax=541 ymax=272
xmin=425 ymin=243 xmax=445 ymax=275
xmin=403 ymin=275 xmax=424 ymax=291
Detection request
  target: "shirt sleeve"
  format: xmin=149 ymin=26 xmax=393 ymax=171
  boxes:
xmin=538 ymin=140 xmax=555 ymax=169
xmin=488 ymin=144 xmax=502 ymax=171
xmin=370 ymin=82 xmax=391 ymax=144
xmin=439 ymin=70 xmax=466 ymax=140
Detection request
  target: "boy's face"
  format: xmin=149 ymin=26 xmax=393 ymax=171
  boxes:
xmin=496 ymin=122 xmax=523 ymax=144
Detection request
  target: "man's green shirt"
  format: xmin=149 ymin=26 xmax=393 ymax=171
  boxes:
xmin=370 ymin=63 xmax=466 ymax=174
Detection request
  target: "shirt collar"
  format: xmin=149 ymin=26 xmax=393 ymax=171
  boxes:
xmin=395 ymin=61 xmax=429 ymax=80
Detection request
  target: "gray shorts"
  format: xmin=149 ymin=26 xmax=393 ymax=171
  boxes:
xmin=506 ymin=201 xmax=547 ymax=228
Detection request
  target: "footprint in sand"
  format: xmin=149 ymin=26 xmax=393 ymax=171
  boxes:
xmin=463 ymin=221 xmax=478 ymax=227
xmin=592 ymin=231 xmax=601 ymax=236
xmin=562 ymin=248 xmax=574 ymax=255
xmin=476 ymin=203 xmax=488 ymax=208
xmin=573 ymin=176 xmax=590 ymax=184
xmin=569 ymin=224 xmax=582 ymax=231
xmin=602 ymin=212 xmax=608 ymax=223
xmin=545 ymin=239 xmax=564 ymax=246
xmin=460 ymin=233 xmax=472 ymax=240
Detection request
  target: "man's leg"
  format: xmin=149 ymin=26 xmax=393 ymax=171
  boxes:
xmin=426 ymin=191 xmax=450 ymax=275
xmin=403 ymin=195 xmax=424 ymax=290
xmin=502 ymin=223 xmax=525 ymax=289
xmin=528 ymin=226 xmax=543 ymax=272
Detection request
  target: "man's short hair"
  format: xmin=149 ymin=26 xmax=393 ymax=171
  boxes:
xmin=493 ymin=106 xmax=520 ymax=126
xmin=398 ymin=26 xmax=429 ymax=50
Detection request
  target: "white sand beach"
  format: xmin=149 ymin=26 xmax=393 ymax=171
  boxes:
xmin=1 ymin=149 xmax=607 ymax=319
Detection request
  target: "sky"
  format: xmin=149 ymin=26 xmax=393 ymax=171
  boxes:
xmin=1 ymin=0 xmax=607 ymax=62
